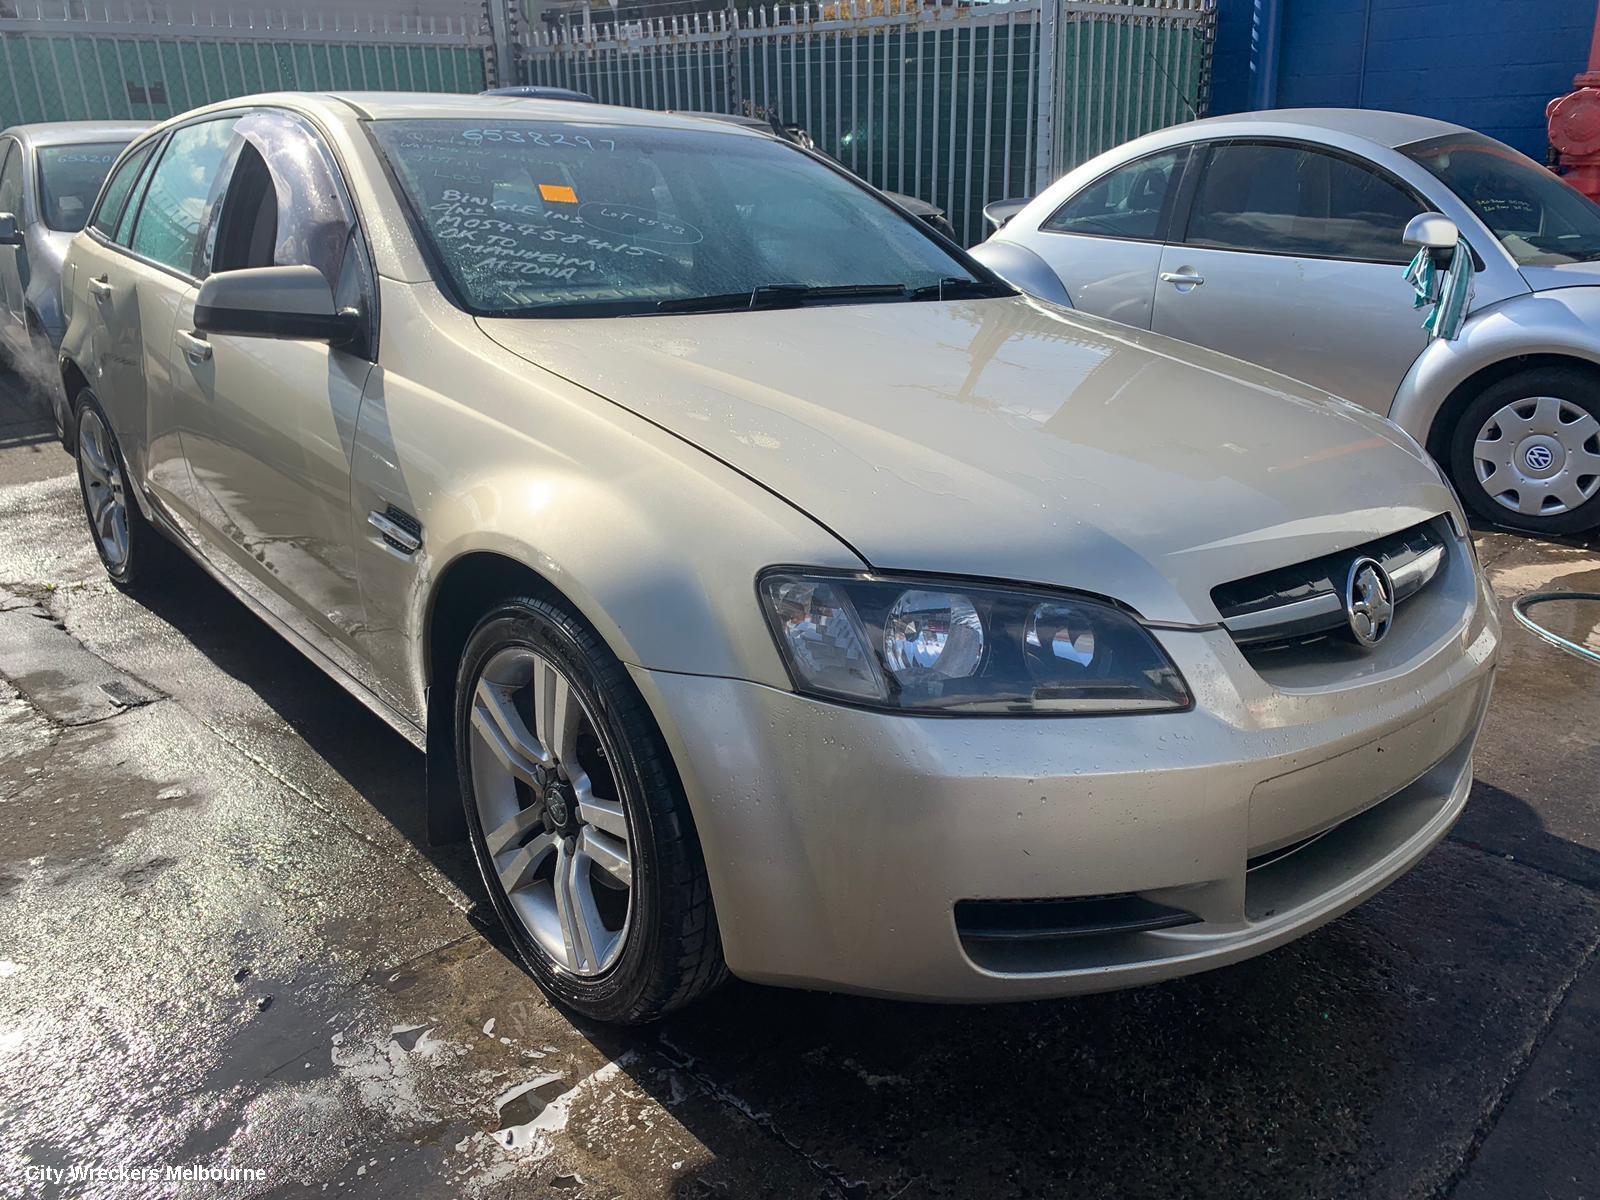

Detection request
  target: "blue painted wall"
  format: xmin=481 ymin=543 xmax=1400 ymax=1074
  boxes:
xmin=1212 ymin=0 xmax=1596 ymax=160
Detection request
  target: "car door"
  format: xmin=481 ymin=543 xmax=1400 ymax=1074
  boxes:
xmin=0 ymin=138 xmax=26 ymax=347
xmin=82 ymin=119 xmax=236 ymax=520
xmin=1024 ymin=146 xmax=1189 ymax=328
xmin=166 ymin=109 xmax=378 ymax=675
xmin=1150 ymin=139 xmax=1430 ymax=414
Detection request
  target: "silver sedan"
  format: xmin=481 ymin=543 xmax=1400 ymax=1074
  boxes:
xmin=973 ymin=108 xmax=1600 ymax=536
xmin=0 ymin=121 xmax=147 ymax=430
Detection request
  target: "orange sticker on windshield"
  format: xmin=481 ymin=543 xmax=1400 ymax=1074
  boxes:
xmin=539 ymin=184 xmax=578 ymax=204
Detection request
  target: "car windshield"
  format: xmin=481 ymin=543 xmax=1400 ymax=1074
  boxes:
xmin=1403 ymin=132 xmax=1600 ymax=266
xmin=36 ymin=141 xmax=131 ymax=232
xmin=369 ymin=118 xmax=988 ymax=316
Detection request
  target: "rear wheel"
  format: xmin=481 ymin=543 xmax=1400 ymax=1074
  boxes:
xmin=454 ymin=596 xmax=725 ymax=1023
xmin=1448 ymin=366 xmax=1600 ymax=535
xmin=74 ymin=390 xmax=172 ymax=589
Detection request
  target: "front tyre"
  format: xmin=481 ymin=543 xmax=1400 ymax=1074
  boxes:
xmin=1448 ymin=366 xmax=1600 ymax=535
xmin=454 ymin=597 xmax=725 ymax=1023
xmin=74 ymin=390 xmax=173 ymax=589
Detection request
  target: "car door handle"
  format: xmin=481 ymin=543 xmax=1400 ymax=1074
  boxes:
xmin=1159 ymin=270 xmax=1205 ymax=287
xmin=87 ymin=276 xmax=112 ymax=299
xmin=176 ymin=329 xmax=212 ymax=363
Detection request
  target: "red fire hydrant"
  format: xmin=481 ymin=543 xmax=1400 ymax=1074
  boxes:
xmin=1549 ymin=5 xmax=1600 ymax=200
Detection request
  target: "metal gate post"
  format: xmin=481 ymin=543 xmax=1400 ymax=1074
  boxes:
xmin=725 ymin=6 xmax=741 ymax=114
xmin=1034 ymin=0 xmax=1059 ymax=193
xmin=483 ymin=0 xmax=518 ymax=87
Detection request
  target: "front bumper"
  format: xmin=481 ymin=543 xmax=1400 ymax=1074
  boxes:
xmin=631 ymin=557 xmax=1499 ymax=1002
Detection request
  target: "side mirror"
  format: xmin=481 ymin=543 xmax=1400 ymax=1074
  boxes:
xmin=1403 ymin=212 xmax=1459 ymax=252
xmin=983 ymin=197 xmax=1032 ymax=231
xmin=0 ymin=213 xmax=22 ymax=246
xmin=194 ymin=264 xmax=355 ymax=343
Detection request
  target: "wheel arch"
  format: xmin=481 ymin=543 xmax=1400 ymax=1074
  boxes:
xmin=418 ymin=547 xmax=665 ymax=846
xmin=1389 ymin=290 xmax=1600 ymax=453
xmin=53 ymin=355 xmax=91 ymax=451
xmin=1422 ymin=353 xmax=1600 ymax=462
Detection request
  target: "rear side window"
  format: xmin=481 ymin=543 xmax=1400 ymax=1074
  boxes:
xmin=91 ymin=141 xmax=156 ymax=239
xmin=130 ymin=117 xmax=238 ymax=275
xmin=1041 ymin=149 xmax=1184 ymax=241
xmin=1184 ymin=142 xmax=1422 ymax=263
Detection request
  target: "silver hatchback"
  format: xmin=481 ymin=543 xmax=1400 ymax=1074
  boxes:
xmin=973 ymin=108 xmax=1600 ymax=536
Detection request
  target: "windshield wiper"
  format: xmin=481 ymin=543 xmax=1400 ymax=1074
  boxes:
xmin=907 ymin=277 xmax=1016 ymax=301
xmin=654 ymin=283 xmax=909 ymax=314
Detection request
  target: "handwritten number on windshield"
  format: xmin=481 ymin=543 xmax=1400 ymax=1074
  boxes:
xmin=460 ymin=128 xmax=617 ymax=153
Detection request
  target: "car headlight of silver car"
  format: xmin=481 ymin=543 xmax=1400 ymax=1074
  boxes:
xmin=757 ymin=570 xmax=1191 ymax=715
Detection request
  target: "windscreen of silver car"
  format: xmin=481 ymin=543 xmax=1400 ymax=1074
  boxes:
xmin=37 ymin=142 xmax=129 ymax=232
xmin=1404 ymin=131 xmax=1600 ymax=266
xmin=758 ymin=572 xmax=1190 ymax=714
xmin=369 ymin=119 xmax=990 ymax=316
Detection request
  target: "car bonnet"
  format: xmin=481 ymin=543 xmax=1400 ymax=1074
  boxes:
xmin=478 ymin=296 xmax=1455 ymax=625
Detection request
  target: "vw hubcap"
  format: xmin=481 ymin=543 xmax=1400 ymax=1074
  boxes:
xmin=77 ymin=409 xmax=129 ymax=570
xmin=468 ymin=646 xmax=632 ymax=977
xmin=1473 ymin=395 xmax=1600 ymax=517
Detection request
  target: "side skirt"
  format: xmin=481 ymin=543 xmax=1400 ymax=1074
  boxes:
xmin=142 ymin=497 xmax=428 ymax=754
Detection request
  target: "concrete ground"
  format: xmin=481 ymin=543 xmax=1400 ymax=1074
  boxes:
xmin=0 ymin=363 xmax=1597 ymax=1200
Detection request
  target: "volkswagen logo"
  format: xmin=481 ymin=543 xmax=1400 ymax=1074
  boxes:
xmin=1345 ymin=557 xmax=1395 ymax=648
xmin=1524 ymin=444 xmax=1554 ymax=471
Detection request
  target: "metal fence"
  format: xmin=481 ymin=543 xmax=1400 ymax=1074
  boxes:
xmin=0 ymin=0 xmax=1211 ymax=245
xmin=0 ymin=2 xmax=492 ymax=129
xmin=519 ymin=0 xmax=1213 ymax=244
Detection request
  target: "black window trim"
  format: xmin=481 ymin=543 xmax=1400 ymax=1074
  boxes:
xmin=1171 ymin=136 xmax=1436 ymax=268
xmin=1037 ymin=144 xmax=1193 ymax=246
xmin=112 ymin=132 xmax=168 ymax=249
xmin=86 ymin=137 xmax=159 ymax=240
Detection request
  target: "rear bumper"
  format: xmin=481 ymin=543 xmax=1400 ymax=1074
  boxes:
xmin=631 ymin=569 xmax=1499 ymax=1002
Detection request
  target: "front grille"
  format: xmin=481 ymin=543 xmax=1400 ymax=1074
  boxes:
xmin=1211 ymin=516 xmax=1451 ymax=653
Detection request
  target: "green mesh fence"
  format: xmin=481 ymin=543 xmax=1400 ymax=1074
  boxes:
xmin=0 ymin=32 xmax=487 ymax=129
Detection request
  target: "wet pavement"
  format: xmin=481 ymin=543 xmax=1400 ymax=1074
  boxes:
xmin=0 ymin=363 xmax=1597 ymax=1199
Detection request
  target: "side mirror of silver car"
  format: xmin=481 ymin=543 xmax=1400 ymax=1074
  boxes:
xmin=1403 ymin=212 xmax=1459 ymax=253
xmin=194 ymin=264 xmax=355 ymax=343
xmin=0 ymin=213 xmax=22 ymax=246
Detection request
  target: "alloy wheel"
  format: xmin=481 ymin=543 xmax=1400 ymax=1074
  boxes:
xmin=467 ymin=646 xmax=633 ymax=976
xmin=1472 ymin=394 xmax=1600 ymax=517
xmin=76 ymin=408 xmax=130 ymax=571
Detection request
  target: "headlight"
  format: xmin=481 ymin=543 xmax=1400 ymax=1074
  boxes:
xmin=758 ymin=570 xmax=1191 ymax=715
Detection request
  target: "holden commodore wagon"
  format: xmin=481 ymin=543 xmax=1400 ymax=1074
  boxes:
xmin=58 ymin=93 xmax=1498 ymax=1022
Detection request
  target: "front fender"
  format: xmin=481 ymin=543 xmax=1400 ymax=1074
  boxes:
xmin=351 ymin=280 xmax=864 ymax=726
xmin=1390 ymin=288 xmax=1600 ymax=445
